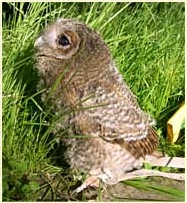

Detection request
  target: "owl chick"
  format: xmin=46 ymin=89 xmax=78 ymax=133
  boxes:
xmin=34 ymin=18 xmax=159 ymax=189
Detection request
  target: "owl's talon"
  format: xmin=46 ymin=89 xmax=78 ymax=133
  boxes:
xmin=73 ymin=182 xmax=87 ymax=193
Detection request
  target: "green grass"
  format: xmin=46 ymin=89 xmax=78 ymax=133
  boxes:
xmin=2 ymin=2 xmax=185 ymax=201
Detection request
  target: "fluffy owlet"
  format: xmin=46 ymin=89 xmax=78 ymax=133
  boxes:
xmin=34 ymin=18 xmax=159 ymax=188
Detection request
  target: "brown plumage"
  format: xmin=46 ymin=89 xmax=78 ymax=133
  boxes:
xmin=34 ymin=18 xmax=159 ymax=186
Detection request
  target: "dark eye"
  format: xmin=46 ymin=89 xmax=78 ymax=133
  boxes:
xmin=58 ymin=35 xmax=70 ymax=46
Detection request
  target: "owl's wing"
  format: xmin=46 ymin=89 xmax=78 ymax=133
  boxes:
xmin=98 ymin=103 xmax=151 ymax=141
xmin=97 ymin=102 xmax=158 ymax=158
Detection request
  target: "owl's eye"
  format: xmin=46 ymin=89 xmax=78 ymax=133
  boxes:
xmin=58 ymin=35 xmax=70 ymax=46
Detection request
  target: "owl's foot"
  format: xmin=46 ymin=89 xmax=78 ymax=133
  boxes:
xmin=73 ymin=172 xmax=112 ymax=193
xmin=73 ymin=175 xmax=100 ymax=193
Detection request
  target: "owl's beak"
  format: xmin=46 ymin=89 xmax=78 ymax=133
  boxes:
xmin=34 ymin=36 xmax=44 ymax=48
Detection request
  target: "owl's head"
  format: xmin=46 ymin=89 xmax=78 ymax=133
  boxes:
xmin=34 ymin=18 xmax=110 ymax=61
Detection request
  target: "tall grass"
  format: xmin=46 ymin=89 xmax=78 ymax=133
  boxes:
xmin=2 ymin=2 xmax=185 ymax=201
